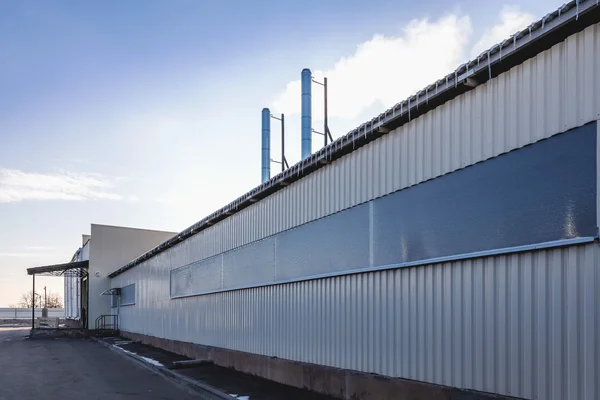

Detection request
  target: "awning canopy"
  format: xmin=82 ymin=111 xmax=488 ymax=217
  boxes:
xmin=26 ymin=260 xmax=89 ymax=277
xmin=99 ymin=287 xmax=121 ymax=296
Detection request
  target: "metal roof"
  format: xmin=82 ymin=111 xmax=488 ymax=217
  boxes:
xmin=109 ymin=0 xmax=600 ymax=279
xmin=27 ymin=260 xmax=89 ymax=277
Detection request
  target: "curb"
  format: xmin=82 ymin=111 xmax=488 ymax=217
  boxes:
xmin=90 ymin=337 xmax=233 ymax=400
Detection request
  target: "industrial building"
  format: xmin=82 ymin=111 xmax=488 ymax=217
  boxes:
xmin=28 ymin=224 xmax=175 ymax=328
xmin=28 ymin=1 xmax=600 ymax=399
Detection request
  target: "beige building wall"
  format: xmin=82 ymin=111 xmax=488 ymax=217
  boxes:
xmin=88 ymin=224 xmax=175 ymax=326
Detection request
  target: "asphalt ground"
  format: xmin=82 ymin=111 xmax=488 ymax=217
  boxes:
xmin=0 ymin=327 xmax=201 ymax=400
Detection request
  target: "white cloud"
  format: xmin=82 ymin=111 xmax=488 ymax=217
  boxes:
xmin=0 ymin=168 xmax=134 ymax=203
xmin=272 ymin=7 xmax=535 ymax=123
xmin=471 ymin=6 xmax=535 ymax=58
xmin=272 ymin=14 xmax=472 ymax=121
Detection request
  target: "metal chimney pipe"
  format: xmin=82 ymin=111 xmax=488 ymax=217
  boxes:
xmin=261 ymin=108 xmax=271 ymax=183
xmin=301 ymin=68 xmax=312 ymax=160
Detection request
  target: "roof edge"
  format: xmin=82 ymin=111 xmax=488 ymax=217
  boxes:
xmin=27 ymin=260 xmax=89 ymax=276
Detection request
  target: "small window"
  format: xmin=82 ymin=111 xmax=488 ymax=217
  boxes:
xmin=110 ymin=294 xmax=119 ymax=308
xmin=120 ymin=284 xmax=135 ymax=306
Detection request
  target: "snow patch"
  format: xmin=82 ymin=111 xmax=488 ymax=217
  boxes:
xmin=139 ymin=355 xmax=163 ymax=367
xmin=118 ymin=347 xmax=164 ymax=367
xmin=229 ymin=395 xmax=250 ymax=400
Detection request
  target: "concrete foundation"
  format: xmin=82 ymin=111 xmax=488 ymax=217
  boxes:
xmin=120 ymin=331 xmax=516 ymax=400
xmin=65 ymin=318 xmax=83 ymax=328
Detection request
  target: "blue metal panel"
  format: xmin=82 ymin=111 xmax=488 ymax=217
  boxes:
xmin=276 ymin=203 xmax=370 ymax=281
xmin=261 ymin=108 xmax=271 ymax=183
xmin=170 ymin=122 xmax=596 ymax=297
xmin=301 ymin=68 xmax=312 ymax=160
xmin=372 ymin=122 xmax=597 ymax=266
xmin=170 ymin=255 xmax=222 ymax=297
xmin=222 ymin=237 xmax=275 ymax=288
xmin=120 ymin=284 xmax=136 ymax=306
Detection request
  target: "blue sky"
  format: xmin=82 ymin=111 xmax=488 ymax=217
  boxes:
xmin=0 ymin=0 xmax=560 ymax=305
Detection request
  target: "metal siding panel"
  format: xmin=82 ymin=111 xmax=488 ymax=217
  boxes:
xmin=318 ymin=166 xmax=326 ymax=220
xmin=452 ymin=263 xmax=463 ymax=386
xmin=335 ymin=157 xmax=342 ymax=213
xmin=360 ymin=146 xmax=368 ymax=204
xmin=423 ymin=265 xmax=433 ymax=383
xmin=436 ymin=264 xmax=446 ymax=383
xmin=565 ymin=33 xmax=578 ymax=129
xmin=392 ymin=125 xmax=401 ymax=189
xmin=422 ymin=113 xmax=432 ymax=180
xmin=463 ymin=260 xmax=474 ymax=389
xmin=554 ymin=44 xmax=565 ymax=133
xmin=549 ymin=250 xmax=564 ymax=400
xmin=400 ymin=267 xmax=410 ymax=378
xmin=416 ymin=117 xmax=424 ymax=183
xmin=442 ymin=102 xmax=452 ymax=173
xmin=566 ymin=246 xmax=581 ymax=400
xmin=482 ymin=81 xmax=493 ymax=159
xmin=384 ymin=134 xmax=394 ymax=195
xmin=596 ymin=24 xmax=600 ymax=120
xmin=580 ymin=28 xmax=592 ymax=124
xmin=297 ymin=181 xmax=303 ymax=227
xmin=345 ymin=155 xmax=352 ymax=212
xmin=523 ymin=59 xmax=535 ymax=146
xmin=451 ymin=95 xmax=461 ymax=171
xmin=325 ymin=165 xmax=332 ymax=216
xmin=368 ymin=140 xmax=376 ymax=200
xmin=535 ymin=249 xmax=549 ymax=400
xmin=401 ymin=125 xmax=409 ymax=189
xmin=462 ymin=93 xmax=472 ymax=168
xmin=494 ymin=75 xmax=505 ymax=158
xmin=409 ymin=266 xmax=417 ymax=379
xmin=375 ymin=136 xmax=383 ymax=198
xmin=408 ymin=118 xmax=417 ymax=187
xmin=508 ymin=69 xmax=518 ymax=151
xmin=432 ymin=110 xmax=442 ymax=178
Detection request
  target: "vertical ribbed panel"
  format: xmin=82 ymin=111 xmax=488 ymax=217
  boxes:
xmin=113 ymin=243 xmax=600 ymax=400
xmin=154 ymin=23 xmax=600 ymax=271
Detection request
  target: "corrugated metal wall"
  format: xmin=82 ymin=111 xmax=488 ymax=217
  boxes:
xmin=111 ymin=22 xmax=600 ymax=400
xmin=170 ymin=121 xmax=597 ymax=300
xmin=154 ymin=23 xmax=600 ymax=271
xmin=114 ymin=243 xmax=600 ymax=400
xmin=63 ymin=273 xmax=78 ymax=318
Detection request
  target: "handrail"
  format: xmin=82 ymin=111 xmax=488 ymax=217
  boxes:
xmin=95 ymin=314 xmax=118 ymax=331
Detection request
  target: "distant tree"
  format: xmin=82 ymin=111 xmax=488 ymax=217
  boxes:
xmin=15 ymin=290 xmax=63 ymax=308
xmin=46 ymin=291 xmax=63 ymax=308
xmin=17 ymin=291 xmax=37 ymax=308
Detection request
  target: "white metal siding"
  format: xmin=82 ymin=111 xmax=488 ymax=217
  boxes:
xmin=114 ymin=243 xmax=600 ymax=400
xmin=152 ymin=23 xmax=600 ymax=271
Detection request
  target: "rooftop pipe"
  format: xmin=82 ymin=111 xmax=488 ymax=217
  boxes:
xmin=301 ymin=68 xmax=312 ymax=160
xmin=261 ymin=108 xmax=271 ymax=183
